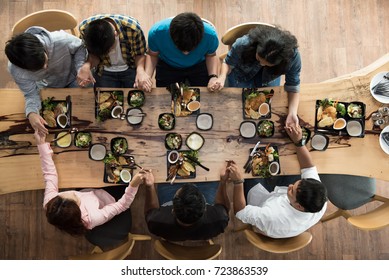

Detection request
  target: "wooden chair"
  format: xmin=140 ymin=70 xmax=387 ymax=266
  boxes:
xmin=219 ymin=22 xmax=275 ymax=60
xmin=12 ymin=9 xmax=78 ymax=36
xmin=69 ymin=233 xmax=151 ymax=260
xmin=242 ymin=227 xmax=312 ymax=254
xmin=153 ymin=239 xmax=222 ymax=260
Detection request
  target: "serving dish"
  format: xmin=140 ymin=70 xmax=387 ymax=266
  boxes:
xmin=55 ymin=131 xmax=72 ymax=148
xmin=370 ymin=71 xmax=389 ymax=104
xmin=126 ymin=108 xmax=144 ymax=125
xmin=257 ymin=120 xmax=275 ymax=138
xmin=169 ymin=85 xmax=200 ymax=117
xmin=74 ymin=132 xmax=92 ymax=148
xmin=240 ymin=121 xmax=257 ymax=138
xmin=165 ymin=133 xmax=182 ymax=150
xmin=89 ymin=143 xmax=107 ymax=161
xmin=103 ymin=153 xmax=135 ymax=184
xmin=242 ymin=88 xmax=274 ymax=119
xmin=379 ymin=125 xmax=389 ymax=155
xmin=41 ymin=96 xmax=71 ymax=129
xmin=158 ymin=113 xmax=175 ymax=130
xmin=311 ymin=133 xmax=329 ymax=151
xmin=314 ymin=98 xmax=365 ymax=137
xmin=95 ymin=90 xmax=124 ymax=122
xmin=196 ymin=113 xmax=213 ymax=131
xmin=110 ymin=137 xmax=128 ymax=155
xmin=185 ymin=132 xmax=205 ymax=151
xmin=250 ymin=145 xmax=280 ymax=178
xmin=128 ymin=90 xmax=145 ymax=107
xmin=166 ymin=150 xmax=197 ymax=180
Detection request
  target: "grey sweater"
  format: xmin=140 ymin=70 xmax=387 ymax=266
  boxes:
xmin=7 ymin=26 xmax=87 ymax=117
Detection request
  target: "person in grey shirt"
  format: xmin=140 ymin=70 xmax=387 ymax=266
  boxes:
xmin=5 ymin=26 xmax=88 ymax=134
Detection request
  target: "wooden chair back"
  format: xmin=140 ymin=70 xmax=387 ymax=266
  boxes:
xmin=69 ymin=233 xmax=151 ymax=260
xmin=153 ymin=239 xmax=222 ymax=260
xmin=243 ymin=229 xmax=312 ymax=253
xmin=12 ymin=9 xmax=78 ymax=36
xmin=347 ymin=195 xmax=389 ymax=230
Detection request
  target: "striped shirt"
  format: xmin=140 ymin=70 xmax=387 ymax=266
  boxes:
xmin=79 ymin=14 xmax=147 ymax=74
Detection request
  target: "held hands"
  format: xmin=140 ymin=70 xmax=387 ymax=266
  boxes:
xmin=77 ymin=63 xmax=96 ymax=87
xmin=130 ymin=169 xmax=154 ymax=188
xmin=34 ymin=130 xmax=47 ymax=145
xmin=207 ymin=76 xmax=225 ymax=92
xmin=220 ymin=160 xmax=243 ymax=183
xmin=29 ymin=113 xmax=48 ymax=135
xmin=285 ymin=123 xmax=303 ymax=144
xmin=285 ymin=112 xmax=299 ymax=128
xmin=134 ymin=71 xmax=153 ymax=93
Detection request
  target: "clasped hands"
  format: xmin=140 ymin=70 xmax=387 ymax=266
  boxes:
xmin=220 ymin=160 xmax=243 ymax=184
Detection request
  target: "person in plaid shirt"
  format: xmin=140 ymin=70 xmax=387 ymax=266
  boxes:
xmin=78 ymin=14 xmax=152 ymax=90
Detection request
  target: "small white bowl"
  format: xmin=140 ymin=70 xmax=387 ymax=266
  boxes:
xmin=57 ymin=113 xmax=68 ymax=128
xmin=89 ymin=143 xmax=107 ymax=161
xmin=259 ymin=103 xmax=270 ymax=116
xmin=268 ymin=161 xmax=280 ymax=176
xmin=111 ymin=105 xmax=123 ymax=118
xmin=311 ymin=134 xmax=329 ymax=151
xmin=167 ymin=150 xmax=179 ymax=164
xmin=187 ymin=100 xmax=201 ymax=112
xmin=346 ymin=120 xmax=363 ymax=136
xmin=120 ymin=169 xmax=132 ymax=183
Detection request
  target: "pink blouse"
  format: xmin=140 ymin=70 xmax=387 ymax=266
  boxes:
xmin=38 ymin=143 xmax=138 ymax=229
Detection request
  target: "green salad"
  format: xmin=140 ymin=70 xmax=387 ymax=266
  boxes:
xmin=129 ymin=91 xmax=145 ymax=107
xmin=75 ymin=132 xmax=92 ymax=148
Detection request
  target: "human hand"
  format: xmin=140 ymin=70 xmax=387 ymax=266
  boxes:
xmin=130 ymin=172 xmax=144 ymax=188
xmin=34 ymin=129 xmax=47 ymax=145
xmin=285 ymin=123 xmax=303 ymax=144
xmin=207 ymin=77 xmax=225 ymax=92
xmin=77 ymin=63 xmax=95 ymax=87
xmin=28 ymin=113 xmax=48 ymax=135
xmin=220 ymin=161 xmax=231 ymax=183
xmin=140 ymin=169 xmax=154 ymax=187
xmin=134 ymin=71 xmax=153 ymax=93
xmin=285 ymin=113 xmax=299 ymax=128
xmin=226 ymin=161 xmax=243 ymax=182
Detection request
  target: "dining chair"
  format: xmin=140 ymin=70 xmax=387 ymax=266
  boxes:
xmin=12 ymin=9 xmax=78 ymax=36
xmin=153 ymin=239 xmax=222 ymax=260
xmin=219 ymin=22 xmax=276 ymax=61
xmin=69 ymin=233 xmax=151 ymax=260
xmin=239 ymin=225 xmax=312 ymax=254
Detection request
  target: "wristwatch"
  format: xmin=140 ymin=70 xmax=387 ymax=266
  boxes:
xmin=208 ymin=74 xmax=218 ymax=79
xmin=294 ymin=138 xmax=306 ymax=147
xmin=232 ymin=179 xmax=245 ymax=185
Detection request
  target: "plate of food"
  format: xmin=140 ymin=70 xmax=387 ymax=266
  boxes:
xmin=169 ymin=84 xmax=200 ymax=117
xmin=128 ymin=90 xmax=145 ymax=107
xmin=257 ymin=120 xmax=275 ymax=138
xmin=74 ymin=132 xmax=92 ymax=148
xmin=158 ymin=113 xmax=175 ymax=130
xmin=110 ymin=137 xmax=128 ymax=155
xmin=95 ymin=90 xmax=124 ymax=122
xmin=315 ymin=98 xmax=365 ymax=137
xmin=379 ymin=125 xmax=389 ymax=155
xmin=41 ymin=96 xmax=71 ymax=129
xmin=370 ymin=72 xmax=389 ymax=104
xmin=166 ymin=150 xmax=197 ymax=180
xmin=103 ymin=152 xmax=135 ymax=184
xmin=242 ymin=88 xmax=274 ymax=119
xmin=250 ymin=145 xmax=280 ymax=178
xmin=165 ymin=133 xmax=182 ymax=150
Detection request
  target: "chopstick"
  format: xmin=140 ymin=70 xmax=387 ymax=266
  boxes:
xmin=184 ymin=155 xmax=210 ymax=171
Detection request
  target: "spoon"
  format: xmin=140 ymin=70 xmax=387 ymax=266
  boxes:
xmin=180 ymin=86 xmax=186 ymax=110
xmin=51 ymin=127 xmax=78 ymax=142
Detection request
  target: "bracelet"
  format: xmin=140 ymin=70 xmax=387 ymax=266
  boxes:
xmin=232 ymin=179 xmax=245 ymax=185
xmin=208 ymin=74 xmax=218 ymax=79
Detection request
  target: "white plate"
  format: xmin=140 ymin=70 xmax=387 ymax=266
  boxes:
xmin=370 ymin=71 xmax=389 ymax=104
xmin=379 ymin=125 xmax=389 ymax=155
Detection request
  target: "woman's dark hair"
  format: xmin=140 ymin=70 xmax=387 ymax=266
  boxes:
xmin=170 ymin=12 xmax=204 ymax=52
xmin=5 ymin=33 xmax=46 ymax=71
xmin=45 ymin=196 xmax=87 ymax=236
xmin=83 ymin=19 xmax=115 ymax=56
xmin=296 ymin=178 xmax=327 ymax=213
xmin=173 ymin=183 xmax=206 ymax=224
xmin=241 ymin=25 xmax=298 ymax=75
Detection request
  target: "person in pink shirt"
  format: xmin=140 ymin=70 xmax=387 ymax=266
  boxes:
xmin=34 ymin=131 xmax=153 ymax=236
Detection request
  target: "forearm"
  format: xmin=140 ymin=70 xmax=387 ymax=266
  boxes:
xmin=145 ymin=54 xmax=158 ymax=77
xmin=144 ymin=184 xmax=159 ymax=215
xmin=135 ymin=54 xmax=146 ymax=72
xmin=219 ymin=62 xmax=231 ymax=79
xmin=287 ymin=91 xmax=300 ymax=115
xmin=233 ymin=183 xmax=246 ymax=214
xmin=295 ymin=145 xmax=314 ymax=169
xmin=205 ymin=54 xmax=219 ymax=76
xmin=214 ymin=180 xmax=230 ymax=211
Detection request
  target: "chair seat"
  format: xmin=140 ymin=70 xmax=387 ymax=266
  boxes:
xmin=153 ymin=239 xmax=222 ymax=260
xmin=347 ymin=202 xmax=389 ymax=230
xmin=243 ymin=229 xmax=312 ymax=253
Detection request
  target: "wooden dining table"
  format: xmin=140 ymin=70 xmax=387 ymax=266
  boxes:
xmin=1 ymin=54 xmax=389 ymax=195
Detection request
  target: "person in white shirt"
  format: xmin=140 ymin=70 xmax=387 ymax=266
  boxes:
xmin=231 ymin=123 xmax=327 ymax=238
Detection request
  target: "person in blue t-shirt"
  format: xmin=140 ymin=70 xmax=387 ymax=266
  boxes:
xmin=143 ymin=12 xmax=219 ymax=92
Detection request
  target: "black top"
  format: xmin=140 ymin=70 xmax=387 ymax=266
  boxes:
xmin=146 ymin=204 xmax=229 ymax=241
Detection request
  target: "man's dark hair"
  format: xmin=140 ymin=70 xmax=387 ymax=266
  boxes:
xmin=169 ymin=12 xmax=204 ymax=52
xmin=83 ymin=19 xmax=115 ymax=56
xmin=173 ymin=183 xmax=206 ymax=224
xmin=5 ymin=33 xmax=46 ymax=71
xmin=296 ymin=178 xmax=327 ymax=213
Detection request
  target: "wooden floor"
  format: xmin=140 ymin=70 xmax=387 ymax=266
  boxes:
xmin=1 ymin=0 xmax=389 ymax=259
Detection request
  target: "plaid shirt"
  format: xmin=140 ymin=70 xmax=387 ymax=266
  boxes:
xmin=79 ymin=14 xmax=146 ymax=74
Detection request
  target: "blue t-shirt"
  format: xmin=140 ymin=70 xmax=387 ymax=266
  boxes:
xmin=148 ymin=18 xmax=219 ymax=69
